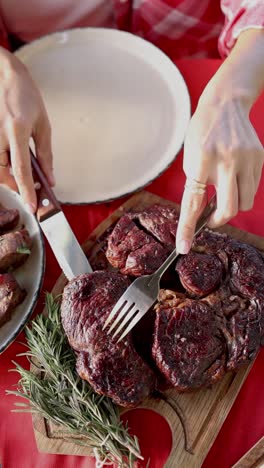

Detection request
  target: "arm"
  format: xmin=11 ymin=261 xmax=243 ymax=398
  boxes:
xmin=0 ymin=46 xmax=54 ymax=212
xmin=176 ymin=27 xmax=264 ymax=254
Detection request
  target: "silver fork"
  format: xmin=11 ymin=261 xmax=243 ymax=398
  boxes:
xmin=103 ymin=193 xmax=217 ymax=342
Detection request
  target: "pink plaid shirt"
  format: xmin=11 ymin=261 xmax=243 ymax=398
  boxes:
xmin=0 ymin=0 xmax=263 ymax=58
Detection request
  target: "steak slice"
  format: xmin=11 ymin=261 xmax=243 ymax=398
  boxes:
xmin=0 ymin=205 xmax=19 ymax=234
xmin=204 ymin=286 xmax=262 ymax=370
xmin=192 ymin=229 xmax=228 ymax=254
xmin=152 ymin=290 xmax=226 ymax=390
xmin=0 ymin=229 xmax=32 ymax=272
xmin=137 ymin=204 xmax=178 ymax=246
xmin=106 ymin=204 xmax=178 ymax=276
xmin=226 ymin=240 xmax=264 ymax=297
xmin=176 ymin=251 xmax=224 ymax=296
xmin=0 ymin=273 xmax=26 ymax=326
xmin=61 ymin=271 xmax=155 ymax=407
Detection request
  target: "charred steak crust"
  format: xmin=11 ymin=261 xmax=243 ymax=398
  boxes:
xmin=61 ymin=271 xmax=155 ymax=407
xmin=152 ymin=290 xmax=226 ymax=390
xmin=0 ymin=205 xmax=19 ymax=234
xmin=0 ymin=229 xmax=32 ymax=272
xmin=0 ymin=273 xmax=26 ymax=326
xmin=62 ymin=204 xmax=264 ymax=404
xmin=176 ymin=251 xmax=224 ymax=297
xmin=152 ymin=225 xmax=264 ymax=389
xmin=106 ymin=204 xmax=178 ymax=276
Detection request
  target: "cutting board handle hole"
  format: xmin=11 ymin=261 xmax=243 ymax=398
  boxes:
xmin=121 ymin=408 xmax=172 ymax=468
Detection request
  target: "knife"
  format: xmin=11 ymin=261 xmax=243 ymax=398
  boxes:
xmin=30 ymin=149 xmax=92 ymax=280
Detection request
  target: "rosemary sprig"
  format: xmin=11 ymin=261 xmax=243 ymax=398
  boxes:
xmin=7 ymin=293 xmax=142 ymax=467
xmin=16 ymin=246 xmax=31 ymax=255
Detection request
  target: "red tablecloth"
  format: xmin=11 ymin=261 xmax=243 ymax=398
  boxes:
xmin=1 ymin=59 xmax=264 ymax=468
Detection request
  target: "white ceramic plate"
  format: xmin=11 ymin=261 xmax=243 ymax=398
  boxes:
xmin=16 ymin=28 xmax=190 ymax=204
xmin=0 ymin=185 xmax=45 ymax=353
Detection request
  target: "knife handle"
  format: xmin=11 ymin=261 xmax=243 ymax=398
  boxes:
xmin=30 ymin=149 xmax=61 ymax=222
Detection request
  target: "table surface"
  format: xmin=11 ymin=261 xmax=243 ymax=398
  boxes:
xmin=1 ymin=59 xmax=264 ymax=468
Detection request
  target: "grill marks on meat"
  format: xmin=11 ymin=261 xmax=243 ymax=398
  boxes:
xmin=61 ymin=271 xmax=155 ymax=407
xmin=0 ymin=205 xmax=19 ymax=233
xmin=0 ymin=273 xmax=26 ymax=326
xmin=0 ymin=229 xmax=32 ymax=272
xmin=106 ymin=205 xmax=178 ymax=276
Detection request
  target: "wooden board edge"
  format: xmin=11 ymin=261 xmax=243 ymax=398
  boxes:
xmin=185 ymin=365 xmax=253 ymax=468
xmin=232 ymin=436 xmax=264 ymax=468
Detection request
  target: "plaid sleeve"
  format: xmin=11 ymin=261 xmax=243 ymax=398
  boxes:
xmin=219 ymin=0 xmax=264 ymax=56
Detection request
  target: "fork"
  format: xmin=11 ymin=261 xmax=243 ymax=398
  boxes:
xmin=103 ymin=193 xmax=217 ymax=342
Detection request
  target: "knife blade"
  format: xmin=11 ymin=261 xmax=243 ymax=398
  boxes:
xmin=30 ymin=149 xmax=92 ymax=280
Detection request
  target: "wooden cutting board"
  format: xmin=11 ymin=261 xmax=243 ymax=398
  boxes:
xmin=32 ymin=190 xmax=264 ymax=467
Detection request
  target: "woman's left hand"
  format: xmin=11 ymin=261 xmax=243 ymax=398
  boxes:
xmin=176 ymin=29 xmax=264 ymax=255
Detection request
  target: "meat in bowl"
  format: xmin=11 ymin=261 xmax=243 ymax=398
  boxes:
xmin=0 ymin=204 xmax=32 ymax=328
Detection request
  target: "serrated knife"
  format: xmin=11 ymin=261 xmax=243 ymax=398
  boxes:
xmin=30 ymin=149 xmax=92 ymax=280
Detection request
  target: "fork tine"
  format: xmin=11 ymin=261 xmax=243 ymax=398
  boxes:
xmin=107 ymin=301 xmax=135 ymax=334
xmin=102 ymin=298 xmax=126 ymax=330
xmin=117 ymin=310 xmax=143 ymax=343
xmin=112 ymin=305 xmax=138 ymax=339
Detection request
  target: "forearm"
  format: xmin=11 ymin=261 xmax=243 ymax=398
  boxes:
xmin=200 ymin=29 xmax=264 ymax=109
xmin=0 ymin=46 xmax=17 ymax=79
xmin=225 ymin=29 xmax=264 ymax=104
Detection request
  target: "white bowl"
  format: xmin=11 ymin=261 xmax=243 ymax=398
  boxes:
xmin=16 ymin=28 xmax=191 ymax=204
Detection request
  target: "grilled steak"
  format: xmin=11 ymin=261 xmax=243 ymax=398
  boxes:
xmin=152 ymin=289 xmax=226 ymax=390
xmin=61 ymin=271 xmax=155 ymax=407
xmin=152 ymin=228 xmax=264 ymax=389
xmin=106 ymin=204 xmax=178 ymax=276
xmin=0 ymin=229 xmax=32 ymax=272
xmin=0 ymin=204 xmax=19 ymax=234
xmin=0 ymin=273 xmax=26 ymax=326
xmin=61 ymin=204 xmax=264 ymax=405
xmin=176 ymin=251 xmax=224 ymax=297
xmin=204 ymin=285 xmax=263 ymax=370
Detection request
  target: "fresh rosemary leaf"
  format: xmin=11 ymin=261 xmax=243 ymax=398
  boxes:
xmin=7 ymin=293 xmax=142 ymax=467
xmin=16 ymin=246 xmax=31 ymax=255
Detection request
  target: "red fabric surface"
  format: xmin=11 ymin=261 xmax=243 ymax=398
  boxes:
xmin=0 ymin=59 xmax=264 ymax=468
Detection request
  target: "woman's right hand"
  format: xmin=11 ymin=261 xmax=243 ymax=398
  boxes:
xmin=0 ymin=47 xmax=54 ymax=213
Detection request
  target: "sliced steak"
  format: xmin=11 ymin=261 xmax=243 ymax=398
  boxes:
xmin=192 ymin=229 xmax=228 ymax=254
xmin=203 ymin=286 xmax=262 ymax=370
xmin=0 ymin=273 xmax=26 ymax=326
xmin=76 ymin=346 xmax=154 ymax=408
xmin=106 ymin=205 xmax=178 ymax=276
xmin=61 ymin=271 xmax=155 ymax=407
xmin=152 ymin=290 xmax=226 ymax=390
xmin=61 ymin=203 xmax=264 ymax=400
xmin=137 ymin=204 xmax=178 ymax=246
xmin=226 ymin=240 xmax=264 ymax=297
xmin=0 ymin=205 xmax=19 ymax=234
xmin=0 ymin=229 xmax=32 ymax=272
xmin=176 ymin=251 xmax=224 ymax=296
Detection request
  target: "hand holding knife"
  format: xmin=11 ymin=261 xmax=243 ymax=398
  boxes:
xmin=30 ymin=149 xmax=92 ymax=280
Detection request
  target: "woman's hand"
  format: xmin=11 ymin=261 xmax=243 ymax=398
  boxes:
xmin=176 ymin=29 xmax=264 ymax=254
xmin=0 ymin=47 xmax=54 ymax=213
